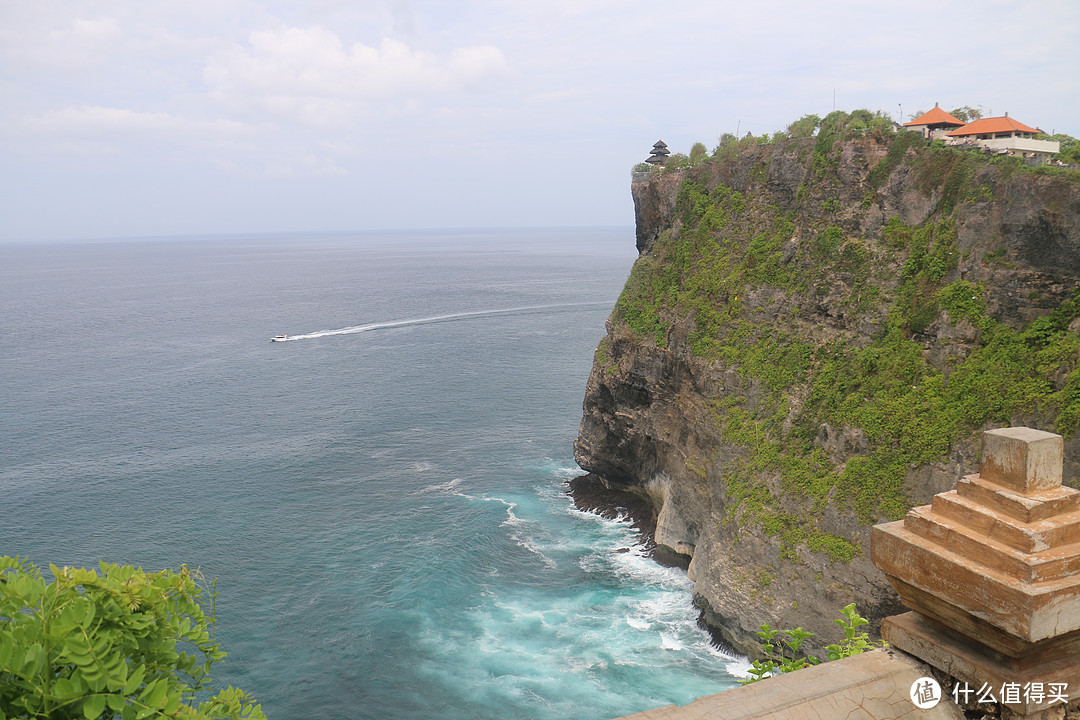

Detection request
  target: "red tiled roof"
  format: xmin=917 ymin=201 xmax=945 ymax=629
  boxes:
xmin=947 ymin=116 xmax=1041 ymax=137
xmin=903 ymin=106 xmax=964 ymax=127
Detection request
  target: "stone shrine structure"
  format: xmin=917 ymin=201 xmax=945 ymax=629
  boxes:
xmin=873 ymin=427 xmax=1079 ymax=719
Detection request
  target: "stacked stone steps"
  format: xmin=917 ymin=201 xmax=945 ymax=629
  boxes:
xmin=956 ymin=475 xmax=1080 ymax=523
xmin=902 ymin=504 xmax=1080 ymax=584
xmin=930 ymin=490 xmax=1080 ymax=553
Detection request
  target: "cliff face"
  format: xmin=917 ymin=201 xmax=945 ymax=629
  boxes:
xmin=575 ymin=133 xmax=1080 ymax=657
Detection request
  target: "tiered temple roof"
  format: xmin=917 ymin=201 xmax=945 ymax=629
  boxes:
xmin=646 ymin=140 xmax=670 ymax=165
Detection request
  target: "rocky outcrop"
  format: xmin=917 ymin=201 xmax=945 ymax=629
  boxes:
xmin=575 ymin=133 xmax=1080 ymax=657
xmin=631 ymin=170 xmax=681 ymax=254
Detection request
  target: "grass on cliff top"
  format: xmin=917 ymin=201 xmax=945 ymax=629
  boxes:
xmin=611 ymin=135 xmax=1080 ymax=562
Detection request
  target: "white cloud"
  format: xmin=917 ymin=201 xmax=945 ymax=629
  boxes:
xmin=203 ymin=26 xmax=511 ymax=126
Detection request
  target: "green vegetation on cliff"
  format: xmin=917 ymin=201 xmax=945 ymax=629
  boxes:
xmin=612 ymin=122 xmax=1080 ymax=562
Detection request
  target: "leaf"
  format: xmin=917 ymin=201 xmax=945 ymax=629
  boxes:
xmin=83 ymin=694 xmax=106 ymax=720
xmin=64 ymin=635 xmax=94 ymax=668
xmin=163 ymin=692 xmax=182 ymax=715
xmin=54 ymin=677 xmax=79 ymax=700
xmin=83 ymin=667 xmax=108 ymax=692
xmin=23 ymin=643 xmax=43 ymax=673
xmin=0 ymin=635 xmax=13 ymax=668
xmin=123 ymin=664 xmax=145 ymax=696
xmin=106 ymin=663 xmax=128 ymax=692
xmin=67 ymin=651 xmax=94 ymax=668
xmin=107 ymin=693 xmax=126 ymax=712
xmin=145 ymin=677 xmax=168 ymax=709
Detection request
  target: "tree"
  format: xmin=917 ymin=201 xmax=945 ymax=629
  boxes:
xmin=688 ymin=142 xmax=708 ymax=164
xmin=0 ymin=557 xmax=265 ymax=720
xmin=949 ymin=105 xmax=983 ymax=123
xmin=1044 ymin=133 xmax=1080 ymax=165
xmin=786 ymin=114 xmax=820 ymax=138
xmin=663 ymin=152 xmax=690 ymax=170
xmin=713 ymin=133 xmax=738 ymax=154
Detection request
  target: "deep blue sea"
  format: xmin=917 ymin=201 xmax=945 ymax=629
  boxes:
xmin=1 ymin=229 xmax=745 ymax=720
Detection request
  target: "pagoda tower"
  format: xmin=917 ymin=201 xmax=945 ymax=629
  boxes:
xmin=645 ymin=140 xmax=670 ymax=165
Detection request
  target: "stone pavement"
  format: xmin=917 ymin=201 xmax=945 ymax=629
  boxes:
xmin=613 ymin=648 xmax=964 ymax=720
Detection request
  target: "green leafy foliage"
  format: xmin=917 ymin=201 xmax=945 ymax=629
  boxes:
xmin=785 ymin=115 xmax=820 ymax=139
xmin=688 ymin=142 xmax=708 ymax=165
xmin=740 ymin=604 xmax=882 ymax=684
xmin=824 ymin=603 xmax=879 ymax=661
xmin=0 ymin=557 xmax=265 ymax=720
xmin=804 ymin=286 xmax=1080 ymax=522
xmin=1046 ymin=133 xmax=1080 ymax=165
xmin=662 ymin=153 xmax=690 ymax=171
xmin=949 ymin=105 xmax=982 ymax=123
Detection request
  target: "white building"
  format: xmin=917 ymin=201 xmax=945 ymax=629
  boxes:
xmin=946 ymin=114 xmax=1060 ymax=163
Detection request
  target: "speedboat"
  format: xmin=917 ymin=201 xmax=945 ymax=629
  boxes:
xmin=270 ymin=334 xmax=289 ymax=342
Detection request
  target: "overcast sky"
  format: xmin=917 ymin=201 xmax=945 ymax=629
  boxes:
xmin=2 ymin=0 xmax=1078 ymax=242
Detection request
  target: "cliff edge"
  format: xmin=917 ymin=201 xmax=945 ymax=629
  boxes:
xmin=574 ymin=130 xmax=1080 ymax=657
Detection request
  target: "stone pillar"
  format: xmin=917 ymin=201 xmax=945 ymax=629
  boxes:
xmin=872 ymin=427 xmax=1079 ymax=719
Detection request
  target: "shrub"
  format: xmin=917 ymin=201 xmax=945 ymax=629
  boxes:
xmin=741 ymin=604 xmax=883 ymax=684
xmin=0 ymin=557 xmax=265 ymax=720
xmin=663 ymin=153 xmax=690 ymax=171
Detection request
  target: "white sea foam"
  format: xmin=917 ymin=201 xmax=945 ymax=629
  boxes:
xmin=511 ymin=535 xmax=558 ymax=569
xmin=723 ymin=656 xmax=754 ymax=678
xmin=659 ymin=633 xmax=684 ymax=651
xmin=272 ymin=302 xmax=612 ymax=342
xmin=496 ymin=499 xmax=526 ymax=527
xmin=416 ymin=477 xmax=463 ymax=495
xmin=551 ymin=464 xmax=587 ymax=482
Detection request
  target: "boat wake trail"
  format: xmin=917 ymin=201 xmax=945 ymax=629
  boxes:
xmin=275 ymin=302 xmax=614 ymax=342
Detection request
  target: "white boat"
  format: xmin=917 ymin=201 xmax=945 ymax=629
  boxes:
xmin=270 ymin=334 xmax=289 ymax=342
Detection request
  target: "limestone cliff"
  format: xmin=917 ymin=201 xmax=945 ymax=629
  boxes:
xmin=574 ymin=130 xmax=1080 ymax=657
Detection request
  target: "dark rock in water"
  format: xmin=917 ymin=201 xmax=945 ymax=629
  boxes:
xmin=566 ymin=473 xmax=657 ymax=553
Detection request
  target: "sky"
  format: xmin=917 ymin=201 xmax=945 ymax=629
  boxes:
xmin=2 ymin=0 xmax=1078 ymax=242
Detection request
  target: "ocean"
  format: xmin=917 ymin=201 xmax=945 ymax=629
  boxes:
xmin=0 ymin=229 xmax=745 ymax=720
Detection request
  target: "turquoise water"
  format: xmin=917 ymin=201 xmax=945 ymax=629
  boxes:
xmin=0 ymin=230 xmax=745 ymax=719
